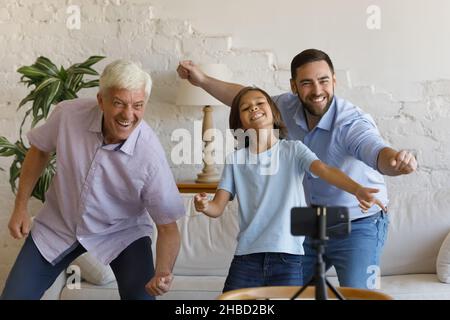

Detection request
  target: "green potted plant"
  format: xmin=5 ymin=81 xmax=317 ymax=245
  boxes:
xmin=0 ymin=56 xmax=105 ymax=201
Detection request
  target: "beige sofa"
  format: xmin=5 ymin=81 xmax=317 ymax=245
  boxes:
xmin=42 ymin=192 xmax=450 ymax=300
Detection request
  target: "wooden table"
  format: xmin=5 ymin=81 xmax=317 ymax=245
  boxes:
xmin=177 ymin=181 xmax=218 ymax=194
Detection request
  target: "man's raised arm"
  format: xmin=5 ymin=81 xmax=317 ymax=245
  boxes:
xmin=177 ymin=60 xmax=243 ymax=106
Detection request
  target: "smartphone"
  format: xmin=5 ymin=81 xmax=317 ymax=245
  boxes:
xmin=291 ymin=206 xmax=350 ymax=238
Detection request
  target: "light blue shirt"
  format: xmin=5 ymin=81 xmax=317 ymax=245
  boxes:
xmin=218 ymin=140 xmax=318 ymax=255
xmin=273 ymin=93 xmax=389 ymax=220
xmin=27 ymin=98 xmax=185 ymax=265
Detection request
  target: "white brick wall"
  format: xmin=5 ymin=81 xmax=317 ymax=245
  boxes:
xmin=1 ymin=0 xmax=449 ymax=293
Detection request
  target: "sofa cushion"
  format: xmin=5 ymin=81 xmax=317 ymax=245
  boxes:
xmin=60 ymin=275 xmax=226 ymax=300
xmin=437 ymin=231 xmax=450 ymax=283
xmin=327 ymin=274 xmax=450 ymax=300
xmin=380 ymin=189 xmax=450 ymax=275
xmin=378 ymin=274 xmax=450 ymax=300
xmin=60 ymin=280 xmax=120 ymax=300
xmin=42 ymin=271 xmax=67 ymax=300
xmin=71 ymin=253 xmax=116 ymax=285
xmin=157 ymin=194 xmax=239 ymax=277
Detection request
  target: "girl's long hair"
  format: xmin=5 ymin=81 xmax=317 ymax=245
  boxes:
xmin=229 ymin=86 xmax=288 ymax=141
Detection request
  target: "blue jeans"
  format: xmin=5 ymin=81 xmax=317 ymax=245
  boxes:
xmin=223 ymin=252 xmax=303 ymax=292
xmin=1 ymin=235 xmax=155 ymax=300
xmin=301 ymin=211 xmax=389 ymax=289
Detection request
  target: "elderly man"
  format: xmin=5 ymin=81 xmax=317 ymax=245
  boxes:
xmin=1 ymin=60 xmax=184 ymax=300
xmin=177 ymin=49 xmax=417 ymax=289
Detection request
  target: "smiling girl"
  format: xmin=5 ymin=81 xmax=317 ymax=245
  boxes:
xmin=194 ymin=86 xmax=385 ymax=292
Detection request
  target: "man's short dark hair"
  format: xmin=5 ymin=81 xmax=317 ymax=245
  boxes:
xmin=290 ymin=49 xmax=335 ymax=79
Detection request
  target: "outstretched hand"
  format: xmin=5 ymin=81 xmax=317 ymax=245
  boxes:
xmin=389 ymin=150 xmax=417 ymax=174
xmin=176 ymin=60 xmax=206 ymax=87
xmin=194 ymin=192 xmax=209 ymax=213
xmin=355 ymin=187 xmax=387 ymax=213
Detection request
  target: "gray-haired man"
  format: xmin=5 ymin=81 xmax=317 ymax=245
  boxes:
xmin=2 ymin=60 xmax=184 ymax=300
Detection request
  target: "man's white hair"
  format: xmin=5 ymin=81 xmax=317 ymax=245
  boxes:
xmin=99 ymin=59 xmax=152 ymax=99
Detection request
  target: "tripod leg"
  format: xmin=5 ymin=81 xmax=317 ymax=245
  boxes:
xmin=326 ymin=278 xmax=345 ymax=300
xmin=290 ymin=277 xmax=315 ymax=300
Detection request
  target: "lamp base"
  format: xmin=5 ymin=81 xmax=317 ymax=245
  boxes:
xmin=195 ymin=105 xmax=220 ymax=184
xmin=195 ymin=171 xmax=220 ymax=183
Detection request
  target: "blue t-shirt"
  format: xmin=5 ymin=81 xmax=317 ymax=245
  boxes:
xmin=218 ymin=139 xmax=318 ymax=255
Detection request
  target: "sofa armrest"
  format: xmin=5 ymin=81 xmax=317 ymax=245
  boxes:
xmin=437 ymin=231 xmax=450 ymax=283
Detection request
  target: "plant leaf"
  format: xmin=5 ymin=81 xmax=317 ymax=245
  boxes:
xmin=34 ymin=56 xmax=58 ymax=76
xmin=0 ymin=136 xmax=18 ymax=157
xmin=17 ymin=66 xmax=48 ymax=79
xmin=72 ymin=66 xmax=99 ymax=75
xmin=33 ymin=77 xmax=59 ymax=94
xmin=72 ymin=74 xmax=84 ymax=91
xmin=80 ymin=79 xmax=100 ymax=89
xmin=18 ymin=109 xmax=32 ymax=139
xmin=31 ymin=114 xmax=45 ymax=128
xmin=31 ymin=153 xmax=56 ymax=202
xmin=32 ymin=93 xmax=44 ymax=120
xmin=17 ymin=92 xmax=36 ymax=110
xmin=79 ymin=56 xmax=105 ymax=67
xmin=59 ymin=66 xmax=67 ymax=81
xmin=9 ymin=159 xmax=21 ymax=193
xmin=43 ymin=81 xmax=62 ymax=118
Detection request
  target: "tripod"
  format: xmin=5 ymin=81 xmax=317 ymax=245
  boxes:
xmin=290 ymin=207 xmax=345 ymax=300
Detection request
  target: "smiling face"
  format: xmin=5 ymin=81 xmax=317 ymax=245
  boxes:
xmin=290 ymin=60 xmax=336 ymax=118
xmin=97 ymin=87 xmax=147 ymax=144
xmin=238 ymin=90 xmax=274 ymax=131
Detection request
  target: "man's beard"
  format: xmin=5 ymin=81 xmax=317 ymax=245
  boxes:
xmin=299 ymin=94 xmax=334 ymax=118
